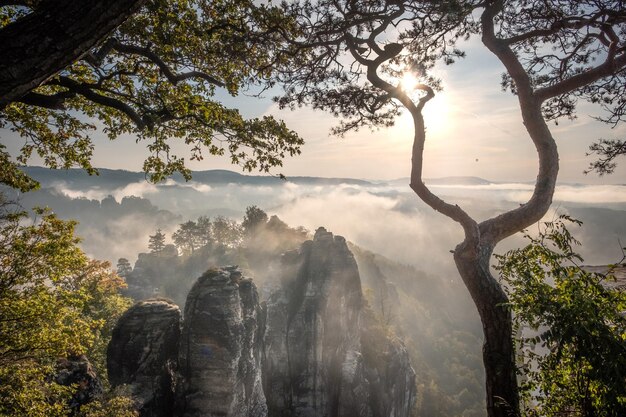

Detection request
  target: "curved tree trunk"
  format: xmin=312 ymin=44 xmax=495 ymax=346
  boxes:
xmin=0 ymin=0 xmax=145 ymax=108
xmin=454 ymin=241 xmax=518 ymax=417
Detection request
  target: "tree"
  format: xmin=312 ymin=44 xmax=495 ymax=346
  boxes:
xmin=148 ymin=229 xmax=166 ymax=254
xmin=0 ymin=200 xmax=134 ymax=416
xmin=274 ymin=1 xmax=626 ymax=416
xmin=172 ymin=220 xmax=200 ymax=255
xmin=116 ymin=258 xmax=132 ymax=277
xmin=195 ymin=216 xmax=213 ymax=248
xmin=0 ymin=0 xmax=303 ymax=191
xmin=242 ymin=205 xmax=268 ymax=237
xmin=496 ymin=217 xmax=626 ymax=417
xmin=0 ymin=0 xmax=145 ymax=108
xmin=212 ymin=216 xmax=243 ymax=248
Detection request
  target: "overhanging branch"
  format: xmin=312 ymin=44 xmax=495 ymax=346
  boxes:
xmin=52 ymin=76 xmax=146 ymax=129
xmin=112 ymin=41 xmax=226 ymax=87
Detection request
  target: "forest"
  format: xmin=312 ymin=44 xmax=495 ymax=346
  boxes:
xmin=1 ymin=1 xmax=626 ymax=417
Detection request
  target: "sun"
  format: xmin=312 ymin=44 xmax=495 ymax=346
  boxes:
xmin=399 ymin=72 xmax=419 ymax=91
xmin=396 ymin=71 xmax=452 ymax=137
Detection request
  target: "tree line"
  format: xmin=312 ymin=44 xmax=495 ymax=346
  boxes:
xmin=145 ymin=206 xmax=274 ymax=257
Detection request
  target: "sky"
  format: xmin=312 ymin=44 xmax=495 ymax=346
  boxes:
xmin=3 ymin=36 xmax=626 ymax=184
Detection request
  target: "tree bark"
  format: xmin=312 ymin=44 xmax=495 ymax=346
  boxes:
xmin=0 ymin=0 xmax=145 ymax=109
xmin=454 ymin=241 xmax=519 ymax=417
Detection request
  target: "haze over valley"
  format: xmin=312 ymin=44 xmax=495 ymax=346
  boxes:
xmin=11 ymin=167 xmax=626 ymax=271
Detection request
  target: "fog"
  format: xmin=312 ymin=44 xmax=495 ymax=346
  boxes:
xmin=9 ymin=169 xmax=625 ymax=417
xmin=12 ymin=171 xmax=625 ymax=272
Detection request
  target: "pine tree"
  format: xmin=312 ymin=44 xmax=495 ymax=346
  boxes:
xmin=116 ymin=258 xmax=132 ymax=277
xmin=148 ymin=229 xmax=166 ymax=254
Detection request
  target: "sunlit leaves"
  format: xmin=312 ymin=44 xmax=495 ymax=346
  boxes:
xmin=1 ymin=0 xmax=303 ymax=188
xmin=496 ymin=216 xmax=626 ymax=416
xmin=0 ymin=199 xmax=133 ymax=415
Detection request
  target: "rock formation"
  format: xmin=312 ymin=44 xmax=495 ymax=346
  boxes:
xmin=263 ymin=227 xmax=415 ymax=417
xmin=54 ymin=355 xmax=103 ymax=410
xmin=177 ymin=267 xmax=267 ymax=417
xmin=124 ymin=248 xmax=181 ymax=301
xmin=107 ymin=299 xmax=181 ymax=417
xmin=107 ymin=228 xmax=415 ymax=417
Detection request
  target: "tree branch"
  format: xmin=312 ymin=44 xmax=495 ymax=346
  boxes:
xmin=52 ymin=76 xmax=146 ymax=129
xmin=585 ymin=138 xmax=626 ymax=176
xmin=16 ymin=90 xmax=75 ymax=109
xmin=479 ymin=0 xmax=560 ymax=246
xmin=0 ymin=0 xmax=32 ymax=7
xmin=536 ymin=52 xmax=626 ymax=102
xmin=111 ymin=41 xmax=226 ymax=87
xmin=345 ymin=31 xmax=480 ymax=247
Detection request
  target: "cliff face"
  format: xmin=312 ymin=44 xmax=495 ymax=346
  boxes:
xmin=107 ymin=299 xmax=181 ymax=417
xmin=263 ymin=227 xmax=415 ymax=417
xmin=124 ymin=248 xmax=181 ymax=301
xmin=177 ymin=267 xmax=267 ymax=417
xmin=108 ymin=228 xmax=415 ymax=417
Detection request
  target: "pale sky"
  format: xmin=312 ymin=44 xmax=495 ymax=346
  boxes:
xmin=3 ymin=36 xmax=625 ymax=184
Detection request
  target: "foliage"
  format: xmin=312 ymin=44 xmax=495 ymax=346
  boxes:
xmin=170 ymin=215 xmax=246 ymax=256
xmin=585 ymin=138 xmax=626 ymax=176
xmin=116 ymin=258 xmax=132 ymax=277
xmin=0 ymin=0 xmax=303 ymax=190
xmin=0 ymin=198 xmax=133 ymax=415
xmin=195 ymin=216 xmax=213 ymax=247
xmin=76 ymin=388 xmax=137 ymax=417
xmin=148 ymin=229 xmax=166 ymax=254
xmin=211 ymin=216 xmax=243 ymax=248
xmin=242 ymin=205 xmax=269 ymax=237
xmin=172 ymin=220 xmax=202 ymax=255
xmin=496 ymin=216 xmax=626 ymax=417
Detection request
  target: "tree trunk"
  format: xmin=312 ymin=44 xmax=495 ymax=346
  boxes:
xmin=454 ymin=240 xmax=519 ymax=417
xmin=0 ymin=0 xmax=145 ymax=108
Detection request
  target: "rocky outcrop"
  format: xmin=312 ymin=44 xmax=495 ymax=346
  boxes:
xmin=359 ymin=310 xmax=416 ymax=417
xmin=177 ymin=267 xmax=267 ymax=417
xmin=55 ymin=355 xmax=103 ymax=410
xmin=124 ymin=248 xmax=181 ymax=301
xmin=263 ymin=227 xmax=415 ymax=417
xmin=107 ymin=228 xmax=415 ymax=417
xmin=107 ymin=299 xmax=181 ymax=417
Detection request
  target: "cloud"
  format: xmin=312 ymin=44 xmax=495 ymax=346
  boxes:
xmin=274 ymin=188 xmax=464 ymax=275
xmin=503 ymin=184 xmax=626 ymax=204
xmin=53 ymin=180 xmax=160 ymax=201
xmin=43 ymin=175 xmax=626 ymax=270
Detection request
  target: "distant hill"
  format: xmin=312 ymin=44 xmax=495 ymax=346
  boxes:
xmin=425 ymin=176 xmax=493 ymax=185
xmin=388 ymin=176 xmax=494 ymax=186
xmin=21 ymin=166 xmax=375 ymax=188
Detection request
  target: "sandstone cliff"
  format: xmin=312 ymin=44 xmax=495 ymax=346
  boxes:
xmin=177 ymin=267 xmax=267 ymax=417
xmin=107 ymin=228 xmax=415 ymax=417
xmin=263 ymin=227 xmax=415 ymax=417
xmin=107 ymin=299 xmax=181 ymax=417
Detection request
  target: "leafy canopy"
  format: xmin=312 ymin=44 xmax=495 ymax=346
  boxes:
xmin=0 ymin=0 xmax=303 ymax=191
xmin=0 ymin=198 xmax=134 ymax=416
xmin=496 ymin=216 xmax=626 ymax=417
